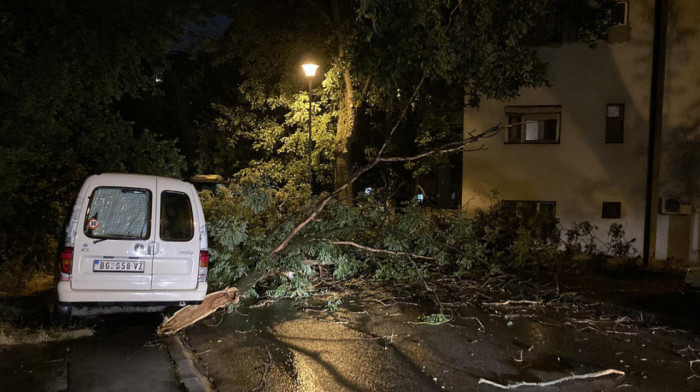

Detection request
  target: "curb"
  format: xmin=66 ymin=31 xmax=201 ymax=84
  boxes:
xmin=165 ymin=334 xmax=215 ymax=392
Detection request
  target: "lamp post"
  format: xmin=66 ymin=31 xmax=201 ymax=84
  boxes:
xmin=301 ymin=63 xmax=319 ymax=190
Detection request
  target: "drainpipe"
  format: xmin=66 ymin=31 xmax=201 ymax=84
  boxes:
xmin=643 ymin=0 xmax=668 ymax=267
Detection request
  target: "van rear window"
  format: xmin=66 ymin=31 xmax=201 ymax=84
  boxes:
xmin=84 ymin=187 xmax=151 ymax=240
xmin=160 ymin=191 xmax=194 ymax=241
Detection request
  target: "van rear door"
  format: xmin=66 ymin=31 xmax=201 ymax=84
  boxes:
xmin=71 ymin=177 xmax=155 ymax=291
xmin=151 ymin=179 xmax=199 ymax=290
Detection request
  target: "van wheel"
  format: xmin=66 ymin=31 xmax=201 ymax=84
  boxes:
xmin=54 ymin=304 xmax=72 ymax=327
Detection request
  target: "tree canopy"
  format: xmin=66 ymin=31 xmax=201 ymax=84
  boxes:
xmin=0 ymin=0 xmax=616 ymax=288
xmin=200 ymin=0 xmax=615 ymax=201
xmin=0 ymin=0 xmax=204 ymax=283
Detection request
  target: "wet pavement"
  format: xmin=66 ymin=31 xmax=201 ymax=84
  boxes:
xmin=2 ymin=272 xmax=700 ymax=391
xmin=0 ymin=313 xmax=180 ymax=392
xmin=183 ymin=280 xmax=700 ymax=392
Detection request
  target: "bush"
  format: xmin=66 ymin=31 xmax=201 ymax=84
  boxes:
xmin=472 ymin=195 xmax=560 ymax=269
xmin=563 ymin=221 xmax=637 ymax=259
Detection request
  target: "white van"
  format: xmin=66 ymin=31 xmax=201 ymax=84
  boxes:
xmin=57 ymin=173 xmax=209 ymax=318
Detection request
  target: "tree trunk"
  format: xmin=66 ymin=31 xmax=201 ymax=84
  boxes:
xmin=331 ymin=0 xmax=355 ymax=204
xmin=334 ymin=67 xmax=356 ymax=204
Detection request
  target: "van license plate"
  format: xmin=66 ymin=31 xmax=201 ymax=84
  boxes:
xmin=93 ymin=260 xmax=145 ymax=273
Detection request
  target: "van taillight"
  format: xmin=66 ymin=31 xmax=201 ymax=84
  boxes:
xmin=198 ymin=250 xmax=209 ymax=283
xmin=60 ymin=247 xmax=73 ymax=278
xmin=199 ymin=250 xmax=209 ymax=268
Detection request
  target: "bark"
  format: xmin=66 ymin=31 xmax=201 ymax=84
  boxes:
xmin=332 ymin=0 xmax=356 ymax=204
xmin=334 ymin=66 xmax=355 ymax=204
xmin=156 ymin=287 xmax=239 ymax=336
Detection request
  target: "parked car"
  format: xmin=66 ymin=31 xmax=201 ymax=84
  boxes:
xmin=56 ymin=173 xmax=209 ymax=320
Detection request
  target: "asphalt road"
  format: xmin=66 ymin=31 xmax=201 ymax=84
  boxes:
xmin=0 ymin=313 xmax=181 ymax=392
xmin=183 ymin=282 xmax=700 ymax=392
xmin=2 ymin=273 xmax=699 ymax=391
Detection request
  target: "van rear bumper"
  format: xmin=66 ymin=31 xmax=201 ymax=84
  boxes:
xmin=57 ymin=281 xmax=208 ymax=303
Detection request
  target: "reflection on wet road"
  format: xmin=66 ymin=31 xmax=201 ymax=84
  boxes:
xmin=185 ymin=287 xmax=700 ymax=391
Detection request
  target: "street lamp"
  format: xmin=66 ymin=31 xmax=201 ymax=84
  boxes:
xmin=301 ymin=63 xmax=319 ymax=189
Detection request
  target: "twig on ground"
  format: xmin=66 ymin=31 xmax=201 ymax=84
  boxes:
xmin=405 ymin=255 xmax=444 ymax=314
xmin=685 ymin=346 xmax=700 ymax=379
xmin=373 ymin=298 xmax=396 ymax=306
xmin=455 ymin=314 xmax=485 ymax=332
xmin=249 ymin=344 xmax=273 ymax=392
xmin=690 ymin=359 xmax=700 ymax=372
xmin=513 ymin=350 xmax=523 ymax=363
xmin=249 ymin=298 xmax=283 ymax=309
xmin=409 ymin=315 xmax=452 ymax=326
xmin=483 ymin=300 xmax=541 ymax=307
xmin=478 ymin=369 xmax=625 ymax=389
xmin=385 ymin=329 xmax=395 ymax=344
xmin=606 ymin=330 xmax=638 ymax=336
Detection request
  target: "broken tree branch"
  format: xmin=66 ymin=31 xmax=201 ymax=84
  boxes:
xmin=378 ymin=125 xmax=500 ymax=163
xmin=478 ymin=369 xmax=625 ymax=389
xmin=318 ymin=239 xmax=436 ymax=260
xmin=483 ymin=300 xmax=541 ymax=306
xmin=157 ymin=287 xmax=239 ymax=336
xmin=270 ymin=74 xmax=427 ymax=255
xmin=405 ymin=255 xmax=445 ymax=314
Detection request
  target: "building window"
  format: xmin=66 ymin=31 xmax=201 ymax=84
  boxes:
xmin=602 ymin=202 xmax=622 ymax=219
xmin=611 ymin=1 xmax=629 ymax=26
xmin=605 ymin=103 xmax=625 ymax=143
xmin=506 ymin=106 xmax=561 ymax=144
xmin=415 ymin=153 xmax=462 ymax=209
xmin=503 ymin=200 xmax=558 ymax=240
xmin=503 ymin=200 xmax=557 ymax=221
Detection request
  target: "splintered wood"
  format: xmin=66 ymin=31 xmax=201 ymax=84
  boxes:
xmin=157 ymin=287 xmax=239 ymax=336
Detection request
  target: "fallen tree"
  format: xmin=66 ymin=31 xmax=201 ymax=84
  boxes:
xmin=155 ymin=0 xmax=619 ymax=333
xmin=156 ymin=81 xmax=499 ymax=333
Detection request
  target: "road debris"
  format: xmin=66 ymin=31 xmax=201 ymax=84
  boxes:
xmin=478 ymin=369 xmax=625 ymax=389
xmin=157 ymin=287 xmax=239 ymax=336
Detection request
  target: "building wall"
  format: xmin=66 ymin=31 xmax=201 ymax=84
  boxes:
xmin=659 ymin=0 xmax=700 ymax=263
xmin=461 ymin=0 xmax=699 ymax=262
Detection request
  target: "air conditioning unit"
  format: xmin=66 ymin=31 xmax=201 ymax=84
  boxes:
xmin=659 ymin=197 xmax=692 ymax=215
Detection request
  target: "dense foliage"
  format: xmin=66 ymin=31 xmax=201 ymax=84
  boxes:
xmin=199 ymin=0 xmax=617 ymax=200
xmin=0 ymin=0 xmax=204 ymax=289
xmin=203 ymin=185 xmax=638 ymax=297
xmin=0 ymin=0 xmax=618 ymax=291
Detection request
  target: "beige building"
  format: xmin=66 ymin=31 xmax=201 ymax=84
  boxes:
xmin=461 ymin=0 xmax=699 ymax=266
